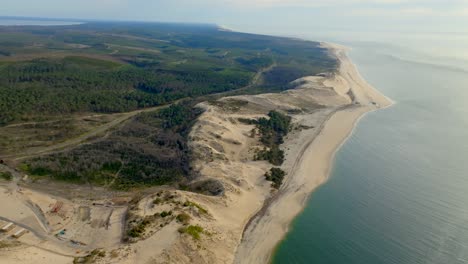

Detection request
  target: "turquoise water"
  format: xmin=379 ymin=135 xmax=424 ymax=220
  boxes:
xmin=274 ymin=44 xmax=468 ymax=263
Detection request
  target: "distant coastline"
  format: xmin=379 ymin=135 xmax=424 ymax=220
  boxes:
xmin=0 ymin=17 xmax=83 ymax=26
xmin=0 ymin=16 xmax=218 ymax=27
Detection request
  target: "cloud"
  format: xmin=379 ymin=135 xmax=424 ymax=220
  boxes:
xmin=456 ymin=7 xmax=468 ymax=15
xmin=221 ymin=0 xmax=422 ymax=8
xmin=220 ymin=0 xmax=468 ymax=18
xmin=349 ymin=5 xmax=468 ymax=17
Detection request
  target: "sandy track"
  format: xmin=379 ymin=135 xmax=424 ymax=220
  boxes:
xmin=2 ymin=102 xmax=183 ymax=162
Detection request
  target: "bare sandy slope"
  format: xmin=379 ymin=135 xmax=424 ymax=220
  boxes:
xmin=0 ymin=246 xmax=73 ymax=264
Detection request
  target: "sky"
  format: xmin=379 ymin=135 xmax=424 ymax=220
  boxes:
xmin=3 ymin=0 xmax=468 ymax=35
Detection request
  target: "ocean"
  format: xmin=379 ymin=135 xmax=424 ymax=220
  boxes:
xmin=273 ymin=34 xmax=468 ymax=263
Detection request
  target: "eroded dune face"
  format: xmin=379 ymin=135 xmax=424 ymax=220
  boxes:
xmin=190 ymin=63 xmax=353 ymax=182
xmin=161 ymin=73 xmax=354 ymax=264
xmin=189 ymin=74 xmax=352 ymax=202
xmin=190 ymin=73 xmax=353 ymax=185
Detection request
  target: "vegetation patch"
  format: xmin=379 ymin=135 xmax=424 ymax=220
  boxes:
xmin=256 ymin=111 xmax=291 ymax=147
xmin=160 ymin=211 xmax=173 ymax=218
xmin=262 ymin=66 xmax=307 ymax=88
xmin=178 ymin=225 xmax=205 ymax=240
xmin=153 ymin=198 xmax=162 ymax=205
xmin=176 ymin=213 xmax=191 ymax=225
xmin=183 ymin=200 xmax=209 ymax=215
xmin=73 ymin=249 xmax=106 ymax=264
xmin=208 ymin=99 xmax=249 ymax=112
xmin=255 ymin=146 xmax=285 ymax=166
xmin=0 ymin=171 xmax=12 ymax=181
xmin=127 ymin=218 xmax=152 ymax=238
xmin=187 ymin=179 xmax=224 ymax=196
xmin=0 ymin=241 xmax=20 ymax=248
xmin=265 ymin=167 xmax=286 ymax=189
xmin=244 ymin=110 xmax=291 ymax=166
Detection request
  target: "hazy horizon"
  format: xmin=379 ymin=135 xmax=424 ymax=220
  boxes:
xmin=3 ymin=1 xmax=468 ymax=33
xmin=4 ymin=0 xmax=468 ymax=73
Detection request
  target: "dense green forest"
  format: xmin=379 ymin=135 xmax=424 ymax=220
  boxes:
xmin=240 ymin=110 xmax=291 ymax=188
xmin=0 ymin=22 xmax=336 ymax=125
xmin=245 ymin=111 xmax=292 ymax=166
xmin=265 ymin=167 xmax=286 ymax=189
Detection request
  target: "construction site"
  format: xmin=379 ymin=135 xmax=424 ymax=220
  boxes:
xmin=0 ymin=163 xmax=208 ymax=264
xmin=0 ymin=166 xmax=130 ymax=263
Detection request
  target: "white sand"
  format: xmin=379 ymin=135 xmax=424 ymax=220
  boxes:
xmin=0 ymin=246 xmax=73 ymax=264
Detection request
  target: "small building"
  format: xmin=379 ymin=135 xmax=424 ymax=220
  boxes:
xmin=12 ymin=228 xmax=27 ymax=238
xmin=1 ymin=222 xmax=15 ymax=232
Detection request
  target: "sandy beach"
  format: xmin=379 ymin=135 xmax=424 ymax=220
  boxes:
xmin=233 ymin=43 xmax=393 ymax=263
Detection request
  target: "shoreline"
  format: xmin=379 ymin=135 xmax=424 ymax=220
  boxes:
xmin=233 ymin=42 xmax=393 ymax=263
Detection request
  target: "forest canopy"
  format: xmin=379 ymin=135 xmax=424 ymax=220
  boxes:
xmin=0 ymin=22 xmax=336 ymax=125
